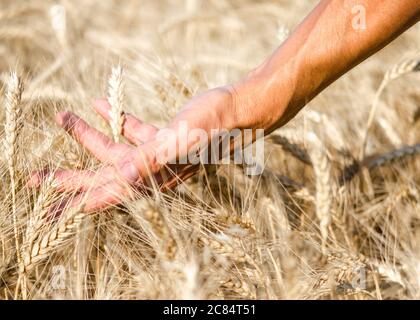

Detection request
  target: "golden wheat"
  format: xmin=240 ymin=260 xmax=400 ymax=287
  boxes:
xmin=0 ymin=0 xmax=419 ymax=300
xmin=22 ymin=207 xmax=85 ymax=273
xmin=108 ymin=65 xmax=125 ymax=143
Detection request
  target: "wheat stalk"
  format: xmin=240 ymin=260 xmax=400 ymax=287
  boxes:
xmin=307 ymin=133 xmax=333 ymax=253
xmin=4 ymin=72 xmax=26 ymax=298
xmin=108 ymin=65 xmax=125 ymax=143
xmin=360 ymin=57 xmax=420 ymax=159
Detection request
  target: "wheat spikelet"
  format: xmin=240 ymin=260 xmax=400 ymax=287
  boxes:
xmin=108 ymin=65 xmax=125 ymax=143
xmin=220 ymin=277 xmax=255 ymax=299
xmin=200 ymin=235 xmax=252 ymax=265
xmin=211 ymin=211 xmax=255 ymax=237
xmin=22 ymin=208 xmax=85 ymax=273
xmin=269 ymin=134 xmax=311 ymax=165
xmin=307 ymin=133 xmax=333 ymax=252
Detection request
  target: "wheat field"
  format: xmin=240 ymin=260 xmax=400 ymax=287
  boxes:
xmin=0 ymin=0 xmax=419 ymax=300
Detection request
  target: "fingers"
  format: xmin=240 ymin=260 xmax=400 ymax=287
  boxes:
xmin=28 ymin=168 xmax=115 ymax=192
xmin=68 ymin=180 xmax=131 ymax=213
xmin=56 ymin=111 xmax=116 ymax=163
xmin=94 ymin=99 xmax=159 ymax=145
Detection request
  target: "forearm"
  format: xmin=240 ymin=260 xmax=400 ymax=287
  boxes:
xmin=231 ymin=0 xmax=420 ymax=134
xmin=153 ymin=0 xmax=420 ymax=165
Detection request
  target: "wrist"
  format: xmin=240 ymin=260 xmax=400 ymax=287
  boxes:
xmin=230 ymin=53 xmax=300 ymax=133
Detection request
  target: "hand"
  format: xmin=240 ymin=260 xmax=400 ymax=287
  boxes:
xmin=28 ymin=87 xmax=235 ymax=213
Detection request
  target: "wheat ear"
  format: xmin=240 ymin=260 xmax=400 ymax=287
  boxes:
xmin=200 ymin=235 xmax=252 ymax=265
xmin=5 ymin=72 xmax=23 ymax=183
xmin=307 ymin=133 xmax=333 ymax=253
xmin=360 ymin=57 xmax=420 ymax=159
xmin=269 ymin=134 xmax=312 ymax=165
xmin=221 ymin=277 xmax=255 ymax=299
xmin=23 ymin=174 xmax=56 ymax=246
xmin=367 ymin=144 xmax=420 ymax=169
xmin=49 ymin=4 xmax=67 ymax=48
xmin=16 ymin=174 xmax=56 ymax=298
xmin=340 ymin=144 xmax=420 ymax=184
xmin=4 ymin=72 xmax=26 ymax=298
xmin=131 ymin=198 xmax=177 ymax=260
xmin=108 ymin=65 xmax=125 ymax=143
xmin=22 ymin=207 xmax=85 ymax=273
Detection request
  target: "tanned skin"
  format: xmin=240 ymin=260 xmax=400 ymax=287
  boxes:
xmin=28 ymin=0 xmax=420 ymax=213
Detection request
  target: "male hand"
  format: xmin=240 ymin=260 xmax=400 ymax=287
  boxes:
xmin=28 ymin=88 xmax=235 ymax=213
